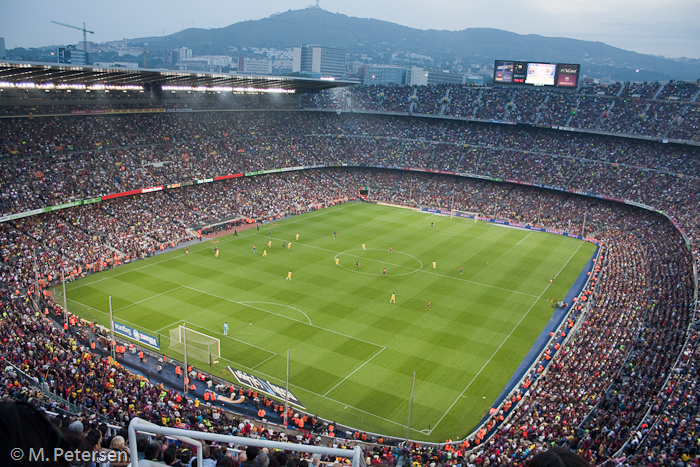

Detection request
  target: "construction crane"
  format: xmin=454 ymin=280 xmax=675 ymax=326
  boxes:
xmin=51 ymin=20 xmax=94 ymax=64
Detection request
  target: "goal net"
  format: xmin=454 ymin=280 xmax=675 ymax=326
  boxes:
xmin=169 ymin=325 xmax=221 ymax=363
xmin=451 ymin=210 xmax=479 ymax=222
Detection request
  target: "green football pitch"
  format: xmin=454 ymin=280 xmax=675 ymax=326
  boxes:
xmin=63 ymin=202 xmax=596 ymax=442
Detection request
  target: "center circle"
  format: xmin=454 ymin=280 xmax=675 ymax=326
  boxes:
xmin=335 ymin=249 xmax=423 ymax=276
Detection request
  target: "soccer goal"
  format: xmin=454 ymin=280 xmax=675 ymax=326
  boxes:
xmin=451 ymin=210 xmax=479 ymax=222
xmin=169 ymin=325 xmax=221 ymax=364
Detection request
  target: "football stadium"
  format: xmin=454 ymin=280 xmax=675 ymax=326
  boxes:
xmin=0 ymin=61 xmax=698 ymax=466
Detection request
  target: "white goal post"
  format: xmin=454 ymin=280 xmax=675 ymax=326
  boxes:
xmin=450 ymin=209 xmax=479 ymax=222
xmin=169 ymin=325 xmax=221 ymax=364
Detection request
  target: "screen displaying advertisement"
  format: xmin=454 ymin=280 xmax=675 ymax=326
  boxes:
xmin=512 ymin=62 xmax=528 ymax=83
xmin=556 ymin=64 xmax=580 ymax=87
xmin=493 ymin=60 xmax=580 ymax=88
xmin=494 ymin=61 xmax=514 ymax=83
xmin=525 ymin=63 xmax=556 ymax=86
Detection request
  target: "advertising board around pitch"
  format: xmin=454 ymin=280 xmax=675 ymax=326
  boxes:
xmin=113 ymin=320 xmax=160 ymax=349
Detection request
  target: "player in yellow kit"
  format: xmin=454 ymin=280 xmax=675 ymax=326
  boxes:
xmin=286 ymin=271 xmax=292 ymax=280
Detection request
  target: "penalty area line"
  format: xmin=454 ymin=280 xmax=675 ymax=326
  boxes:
xmin=323 ymin=347 xmax=386 ymax=397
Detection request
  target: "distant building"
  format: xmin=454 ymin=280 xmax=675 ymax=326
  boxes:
xmin=363 ymin=65 xmax=406 ymax=85
xmin=93 ymin=61 xmax=139 ymax=69
xmin=0 ymin=37 xmax=5 ymax=59
xmin=238 ymin=56 xmax=273 ymax=75
xmin=272 ymin=59 xmax=294 ymax=75
xmin=164 ymin=50 xmax=180 ymax=66
xmin=405 ymin=67 xmax=479 ymax=86
xmin=464 ymin=74 xmax=485 ymax=85
xmin=406 ymin=67 xmax=429 ymax=86
xmin=57 ymin=47 xmax=71 ymax=64
xmin=427 ymin=69 xmax=465 ymax=85
xmin=199 ymin=55 xmax=234 ymax=68
xmin=56 ymin=45 xmax=87 ymax=65
xmin=177 ymin=47 xmax=193 ymax=61
xmin=166 ymin=47 xmax=193 ymax=66
xmin=70 ymin=49 xmax=88 ymax=65
xmin=292 ymin=45 xmax=346 ymax=78
xmin=177 ymin=59 xmax=221 ymax=73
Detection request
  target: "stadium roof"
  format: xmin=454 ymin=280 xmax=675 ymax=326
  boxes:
xmin=0 ymin=61 xmax=356 ymax=94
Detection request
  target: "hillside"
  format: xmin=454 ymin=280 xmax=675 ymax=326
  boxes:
xmin=122 ymin=8 xmax=700 ymax=81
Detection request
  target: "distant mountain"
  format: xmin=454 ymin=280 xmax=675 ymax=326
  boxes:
xmin=127 ymin=7 xmax=699 ymax=81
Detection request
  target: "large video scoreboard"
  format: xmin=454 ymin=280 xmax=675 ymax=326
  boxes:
xmin=493 ymin=61 xmax=580 ymax=88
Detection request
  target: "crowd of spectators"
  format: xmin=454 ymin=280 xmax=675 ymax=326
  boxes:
xmin=303 ymin=80 xmax=700 ymax=141
xmin=1 ymin=166 xmax=697 ymax=466
xmin=3 ymin=112 xmax=700 ymax=219
xmin=1 ymin=92 xmax=700 ymax=465
xmin=4 ymin=80 xmax=699 ymax=141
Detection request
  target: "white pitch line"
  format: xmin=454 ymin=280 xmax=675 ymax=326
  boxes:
xmin=178 ymin=319 xmax=277 ymax=357
xmin=196 ymin=202 xmax=356 ymax=250
xmin=180 ymin=287 xmax=312 ymax=325
xmin=66 ymin=289 xmax=416 ymax=434
xmin=427 ymin=241 xmax=585 ymax=435
xmin=64 ymin=253 xmax=195 ymax=290
xmin=113 ymin=286 xmax=184 ymax=312
xmin=373 ymin=213 xmax=519 ymax=244
xmin=208 ymin=352 xmax=415 ymax=432
xmin=63 ymin=204 xmax=344 ymax=291
xmin=154 ymin=321 xmax=178 ymax=335
xmin=265 ymin=235 xmax=538 ymax=297
xmin=251 ymin=353 xmax=278 ymax=370
xmin=240 ymin=301 xmax=312 ymax=326
xmin=323 ymin=347 xmax=386 ymax=397
xmin=516 ymin=232 xmax=533 ymax=246
xmin=182 ymin=286 xmax=384 ymax=349
xmin=64 ymin=296 xmax=153 ymax=333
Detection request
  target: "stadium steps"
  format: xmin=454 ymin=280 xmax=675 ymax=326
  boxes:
xmin=652 ymin=83 xmax=665 ymax=100
xmin=472 ymin=90 xmax=483 ymax=118
xmin=408 ymin=88 xmax=418 ymax=114
xmin=425 ymin=144 xmax=437 ymax=169
xmin=323 ymin=171 xmax=343 ymax=188
xmin=533 ymin=93 xmax=549 ymax=124
xmin=691 ymin=88 xmax=700 ymax=103
xmin=563 ymin=163 xmax=583 ymax=190
xmin=615 ymin=83 xmax=626 ymax=97
xmin=439 ymin=88 xmax=450 ymax=116
xmin=4 ymin=360 xmax=88 ymax=419
xmin=663 ymin=103 xmax=692 ymax=138
xmin=563 ymin=97 xmax=581 ymax=127
xmin=596 ymin=100 xmax=615 ymax=130
xmin=455 ymin=151 xmax=467 ymax=171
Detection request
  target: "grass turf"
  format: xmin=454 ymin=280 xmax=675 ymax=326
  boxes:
xmin=62 ymin=202 xmax=596 ymax=442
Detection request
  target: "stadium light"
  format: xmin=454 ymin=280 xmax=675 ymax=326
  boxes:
xmin=161 ymin=85 xmax=294 ymax=94
xmin=0 ymin=82 xmax=142 ymax=91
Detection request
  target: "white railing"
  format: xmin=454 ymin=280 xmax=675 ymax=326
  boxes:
xmin=128 ymin=417 xmax=366 ymax=467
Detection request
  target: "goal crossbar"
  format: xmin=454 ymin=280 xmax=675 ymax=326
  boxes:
xmin=169 ymin=325 xmax=221 ymax=363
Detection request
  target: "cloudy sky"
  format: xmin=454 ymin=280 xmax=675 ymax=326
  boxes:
xmin=2 ymin=0 xmax=699 ymax=59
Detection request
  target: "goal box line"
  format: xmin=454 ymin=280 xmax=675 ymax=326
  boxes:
xmin=169 ymin=324 xmax=221 ymax=361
